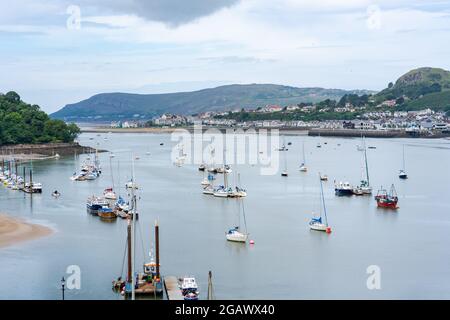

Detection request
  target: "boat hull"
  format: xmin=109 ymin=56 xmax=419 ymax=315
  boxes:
xmin=226 ymin=232 xmax=248 ymax=243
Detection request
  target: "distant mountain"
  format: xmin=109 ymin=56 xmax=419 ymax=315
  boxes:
xmin=375 ymin=67 xmax=450 ymax=111
xmin=51 ymin=84 xmax=374 ymax=121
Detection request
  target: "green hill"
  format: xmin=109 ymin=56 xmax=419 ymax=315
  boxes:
xmin=0 ymin=91 xmax=80 ymax=145
xmin=51 ymin=84 xmax=374 ymax=121
xmin=376 ymin=67 xmax=450 ymax=111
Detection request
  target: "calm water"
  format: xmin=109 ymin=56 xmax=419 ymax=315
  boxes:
xmin=1 ymin=133 xmax=450 ymax=300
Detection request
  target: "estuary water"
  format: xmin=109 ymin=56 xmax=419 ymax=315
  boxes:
xmin=1 ymin=132 xmax=450 ymax=299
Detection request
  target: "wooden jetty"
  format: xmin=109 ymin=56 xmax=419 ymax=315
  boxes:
xmin=164 ymin=276 xmax=184 ymax=300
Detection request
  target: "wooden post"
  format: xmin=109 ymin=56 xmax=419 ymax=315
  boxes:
xmin=155 ymin=220 xmax=160 ymax=279
xmin=127 ymin=219 xmax=132 ymax=284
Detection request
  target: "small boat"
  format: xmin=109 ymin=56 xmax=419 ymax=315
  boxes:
xmin=368 ymin=146 xmax=376 ymax=149
xmin=281 ymin=139 xmax=288 ymax=177
xmin=52 ymin=190 xmax=61 ymax=198
xmin=375 ymin=185 xmax=399 ymax=209
xmin=334 ymin=181 xmax=353 ymax=196
xmin=281 ymin=170 xmax=288 ymax=177
xmin=180 ymin=277 xmax=199 ymax=297
xmin=86 ymin=196 xmax=109 ymax=215
xmin=160 ymin=143 xmax=164 ymax=146
xmin=320 ymin=174 xmax=328 ymax=181
xmin=98 ymin=206 xmax=117 ymax=219
xmin=309 ymin=173 xmax=332 ymax=233
xmin=184 ymin=292 xmax=199 ymax=300
xmin=198 ymin=164 xmax=206 ymax=171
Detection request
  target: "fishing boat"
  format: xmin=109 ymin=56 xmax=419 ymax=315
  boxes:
xmin=299 ymin=141 xmax=307 ymax=172
xmin=309 ymin=173 xmax=332 ymax=233
xmin=399 ymin=145 xmax=408 ymax=179
xmin=112 ymin=177 xmax=163 ymax=298
xmin=375 ymin=184 xmax=399 ymax=209
xmin=226 ymin=199 xmax=249 ymax=243
xmin=334 ymin=181 xmax=353 ymax=196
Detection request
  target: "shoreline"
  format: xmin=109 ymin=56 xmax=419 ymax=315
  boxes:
xmin=80 ymin=126 xmax=450 ymax=139
xmin=0 ymin=214 xmax=53 ymax=248
xmin=0 ymin=142 xmax=106 ymax=160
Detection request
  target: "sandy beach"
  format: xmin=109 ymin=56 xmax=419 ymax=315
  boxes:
xmin=0 ymin=214 xmax=52 ymax=248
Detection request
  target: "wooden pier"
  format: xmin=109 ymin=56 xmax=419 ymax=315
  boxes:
xmin=164 ymin=276 xmax=184 ymax=300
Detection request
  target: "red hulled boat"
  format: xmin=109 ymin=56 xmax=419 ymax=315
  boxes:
xmin=375 ymin=184 xmax=398 ymax=209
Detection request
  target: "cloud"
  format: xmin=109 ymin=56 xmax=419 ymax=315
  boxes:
xmin=76 ymin=0 xmax=240 ymax=26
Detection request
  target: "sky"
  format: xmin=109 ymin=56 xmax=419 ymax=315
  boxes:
xmin=1 ymin=0 xmax=450 ymax=113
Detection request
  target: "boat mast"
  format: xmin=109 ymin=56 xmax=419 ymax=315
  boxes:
xmin=402 ymin=145 xmax=406 ymax=172
xmin=302 ymin=141 xmax=306 ymax=165
xmin=319 ymin=173 xmax=328 ymax=226
xmin=364 ymin=137 xmax=370 ymax=186
xmin=130 ymin=156 xmax=136 ymax=300
xmin=126 ymin=219 xmax=132 ymax=287
xmin=207 ymin=271 xmax=215 ymax=300
xmin=155 ymin=220 xmax=160 ymax=280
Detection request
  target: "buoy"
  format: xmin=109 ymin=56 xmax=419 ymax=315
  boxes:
xmin=249 ymin=240 xmax=255 ymax=245
xmin=326 ymin=227 xmax=332 ymax=234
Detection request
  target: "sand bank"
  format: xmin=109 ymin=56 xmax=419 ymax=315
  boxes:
xmin=0 ymin=214 xmax=52 ymax=248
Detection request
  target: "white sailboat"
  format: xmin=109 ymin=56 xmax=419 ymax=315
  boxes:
xmin=309 ymin=173 xmax=332 ymax=233
xmin=299 ymin=141 xmax=307 ymax=172
xmin=281 ymin=136 xmax=288 ymax=177
xmin=226 ymin=199 xmax=249 ymax=243
xmin=354 ymin=137 xmax=372 ymax=195
xmin=399 ymin=145 xmax=408 ymax=179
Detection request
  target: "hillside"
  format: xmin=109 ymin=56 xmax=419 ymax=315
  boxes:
xmin=376 ymin=67 xmax=450 ymax=111
xmin=51 ymin=84 xmax=374 ymax=121
xmin=0 ymin=91 xmax=80 ymax=145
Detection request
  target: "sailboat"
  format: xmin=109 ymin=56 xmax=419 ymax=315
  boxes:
xmin=399 ymin=145 xmax=408 ymax=179
xmin=226 ymin=199 xmax=249 ymax=243
xmin=104 ymin=156 xmax=117 ymax=200
xmin=309 ymin=173 xmax=332 ymax=233
xmin=281 ymin=137 xmax=288 ymax=177
xmin=299 ymin=141 xmax=307 ymax=172
xmin=316 ymin=133 xmax=322 ymax=148
xmin=353 ymin=137 xmax=372 ymax=195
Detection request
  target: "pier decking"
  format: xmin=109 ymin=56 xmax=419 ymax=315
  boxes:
xmin=164 ymin=276 xmax=184 ymax=300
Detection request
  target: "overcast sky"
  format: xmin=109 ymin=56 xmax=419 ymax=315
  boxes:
xmin=1 ymin=0 xmax=449 ymax=113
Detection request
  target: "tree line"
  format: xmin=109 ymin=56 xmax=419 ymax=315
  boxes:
xmin=0 ymin=91 xmax=80 ymax=145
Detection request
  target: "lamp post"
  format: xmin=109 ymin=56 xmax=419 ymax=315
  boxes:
xmin=61 ymin=277 xmax=66 ymax=300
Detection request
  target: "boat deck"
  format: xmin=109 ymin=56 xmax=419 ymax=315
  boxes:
xmin=164 ymin=276 xmax=184 ymax=300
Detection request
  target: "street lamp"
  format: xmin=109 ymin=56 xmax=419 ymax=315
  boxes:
xmin=61 ymin=277 xmax=65 ymax=300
